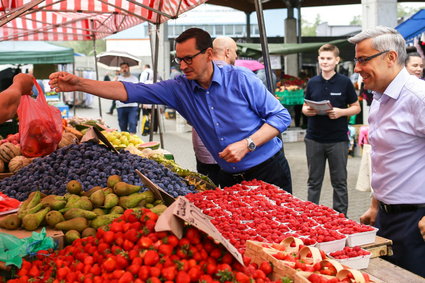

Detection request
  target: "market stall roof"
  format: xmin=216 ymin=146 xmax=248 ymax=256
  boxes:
xmin=395 ymin=9 xmax=425 ymax=43
xmin=0 ymin=41 xmax=74 ymax=64
xmin=207 ymin=0 xmax=424 ymax=13
xmin=0 ymin=0 xmax=207 ymax=41
xmin=237 ymin=39 xmax=349 ymax=58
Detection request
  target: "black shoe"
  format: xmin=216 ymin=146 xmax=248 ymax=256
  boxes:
xmin=107 ymin=112 xmax=113 ymax=115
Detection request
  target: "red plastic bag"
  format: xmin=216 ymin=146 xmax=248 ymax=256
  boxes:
xmin=17 ymin=79 xmax=62 ymax=157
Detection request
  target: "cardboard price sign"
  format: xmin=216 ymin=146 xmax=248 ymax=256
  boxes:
xmin=156 ymin=196 xmax=244 ymax=264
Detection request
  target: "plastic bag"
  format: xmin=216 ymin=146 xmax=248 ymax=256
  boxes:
xmin=17 ymin=79 xmax=62 ymax=157
xmin=0 ymin=228 xmax=56 ymax=268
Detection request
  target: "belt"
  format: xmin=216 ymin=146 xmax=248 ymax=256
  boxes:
xmin=228 ymin=150 xmax=282 ymax=179
xmin=378 ymin=201 xmax=425 ymax=214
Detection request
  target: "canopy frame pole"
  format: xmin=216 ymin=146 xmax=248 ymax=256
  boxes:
xmin=91 ymin=20 xmax=102 ymax=118
xmin=254 ymin=0 xmax=273 ymax=93
xmin=148 ymin=23 xmax=164 ymax=147
xmin=0 ymin=0 xmax=44 ymax=27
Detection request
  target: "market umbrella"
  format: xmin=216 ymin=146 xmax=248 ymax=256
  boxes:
xmin=97 ymin=50 xmax=141 ymax=68
xmin=235 ymin=59 xmax=264 ymax=71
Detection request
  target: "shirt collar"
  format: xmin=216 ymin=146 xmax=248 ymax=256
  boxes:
xmin=320 ymin=72 xmax=338 ymax=82
xmin=373 ymin=68 xmax=409 ymax=101
xmin=190 ymin=62 xmax=222 ymax=92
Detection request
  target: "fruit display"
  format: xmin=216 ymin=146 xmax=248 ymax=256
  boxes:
xmin=8 ymin=209 xmax=283 ymax=283
xmin=101 ymin=131 xmax=144 ymax=148
xmin=185 ymin=179 xmax=376 ymax=254
xmin=5 ymin=178 xmax=165 ymax=235
xmin=66 ymin=117 xmax=108 ymax=135
xmin=246 ymin=238 xmax=371 ymax=282
xmin=126 ymin=145 xmax=217 ymax=191
xmin=0 ymin=142 xmax=196 ymax=201
xmin=0 ymin=141 xmax=34 ymax=174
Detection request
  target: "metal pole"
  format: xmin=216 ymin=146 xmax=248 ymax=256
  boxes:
xmin=245 ymin=12 xmax=251 ymax=42
xmin=91 ymin=21 xmax=102 ymax=118
xmin=148 ymin=24 xmax=164 ymax=148
xmin=297 ymin=1 xmax=303 ymax=72
xmin=254 ymin=0 xmax=273 ymax=93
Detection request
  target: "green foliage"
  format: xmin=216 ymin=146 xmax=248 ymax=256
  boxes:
xmin=397 ymin=4 xmax=425 ymax=19
xmin=301 ymin=14 xmax=321 ymax=36
xmin=52 ymin=40 xmax=106 ymax=55
xmin=350 ymin=15 xmax=362 ymax=25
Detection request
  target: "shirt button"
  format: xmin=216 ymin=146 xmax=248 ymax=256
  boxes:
xmin=216 ymin=122 xmax=219 ymax=126
xmin=232 ymin=167 xmax=236 ymax=170
xmin=206 ymin=91 xmax=209 ymax=94
xmin=220 ymin=138 xmax=224 ymax=141
xmin=210 ymin=106 xmax=214 ymax=110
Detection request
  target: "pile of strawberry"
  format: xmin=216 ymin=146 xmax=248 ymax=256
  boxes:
xmin=7 ymin=208 xmax=278 ymax=283
xmin=329 ymin=246 xmax=371 ymax=259
xmin=185 ymin=180 xmax=373 ymax=253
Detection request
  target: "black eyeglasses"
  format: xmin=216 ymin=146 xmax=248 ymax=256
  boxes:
xmin=174 ymin=48 xmax=207 ymax=65
xmin=354 ymin=50 xmax=389 ymax=64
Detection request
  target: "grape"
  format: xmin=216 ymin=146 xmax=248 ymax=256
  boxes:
xmin=0 ymin=141 xmax=196 ymax=200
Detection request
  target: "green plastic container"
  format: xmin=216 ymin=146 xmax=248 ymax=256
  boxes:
xmin=276 ymin=90 xmax=305 ymax=105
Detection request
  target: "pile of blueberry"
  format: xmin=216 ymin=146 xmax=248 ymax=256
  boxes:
xmin=0 ymin=142 xmax=196 ymax=201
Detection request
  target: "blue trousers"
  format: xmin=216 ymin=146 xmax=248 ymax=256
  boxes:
xmin=117 ymin=107 xmax=139 ymax=134
xmin=376 ymin=207 xmax=425 ymax=277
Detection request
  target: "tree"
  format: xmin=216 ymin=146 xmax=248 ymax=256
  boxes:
xmin=53 ymin=40 xmax=106 ymax=56
xmin=350 ymin=15 xmax=361 ymax=26
xmin=397 ymin=4 xmax=425 ymax=20
xmin=302 ymin=14 xmax=321 ymax=36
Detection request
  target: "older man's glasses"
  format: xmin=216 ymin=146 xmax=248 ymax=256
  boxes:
xmin=174 ymin=48 xmax=207 ymax=65
xmin=354 ymin=50 xmax=389 ymax=64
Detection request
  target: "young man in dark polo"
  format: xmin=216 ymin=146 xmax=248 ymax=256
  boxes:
xmin=302 ymin=44 xmax=360 ymax=216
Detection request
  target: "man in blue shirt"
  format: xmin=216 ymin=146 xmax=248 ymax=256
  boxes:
xmin=49 ymin=28 xmax=292 ymax=192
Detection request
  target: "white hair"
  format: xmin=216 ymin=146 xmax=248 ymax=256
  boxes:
xmin=348 ymin=26 xmax=407 ymax=65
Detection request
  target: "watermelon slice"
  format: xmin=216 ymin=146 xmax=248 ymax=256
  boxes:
xmin=138 ymin=141 xmax=160 ymax=150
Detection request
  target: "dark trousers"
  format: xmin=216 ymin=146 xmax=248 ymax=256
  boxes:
xmin=216 ymin=150 xmax=292 ymax=193
xmin=196 ymin=159 xmax=221 ymax=186
xmin=305 ymin=138 xmax=349 ymax=216
xmin=376 ymin=207 xmax=425 ymax=277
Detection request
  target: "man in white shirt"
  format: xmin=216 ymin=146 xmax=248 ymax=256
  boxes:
xmin=139 ymin=64 xmax=154 ymax=83
xmin=116 ymin=63 xmax=139 ymax=134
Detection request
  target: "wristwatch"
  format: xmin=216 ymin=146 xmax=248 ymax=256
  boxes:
xmin=246 ymin=137 xmax=256 ymax=152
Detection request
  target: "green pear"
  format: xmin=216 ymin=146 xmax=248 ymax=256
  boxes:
xmin=45 ymin=211 xmax=65 ymax=227
xmin=0 ymin=214 xmax=21 ymax=230
xmin=90 ymin=214 xmax=121 ymax=229
xmin=83 ymin=186 xmax=103 ymax=197
xmin=92 ymin=208 xmax=106 ymax=216
xmin=118 ymin=193 xmax=147 ymax=209
xmin=22 ymin=207 xmax=50 ymax=231
xmin=107 ymin=175 xmax=122 ymax=188
xmin=103 ymin=193 xmax=119 ymax=209
xmin=109 ymin=206 xmax=124 ymax=214
xmin=113 ymin=182 xmax=141 ymax=196
xmin=63 ymin=208 xmax=97 ymax=220
xmin=55 ymin=217 xmax=88 ymax=232
xmin=65 ymin=230 xmax=81 ymax=245
xmin=66 ymin=180 xmax=83 ymax=195
xmin=90 ymin=190 xmax=105 ymax=207
xmin=81 ymin=227 xmax=97 ymax=238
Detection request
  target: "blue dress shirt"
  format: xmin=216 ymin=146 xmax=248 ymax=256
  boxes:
xmin=122 ymin=63 xmax=291 ymax=173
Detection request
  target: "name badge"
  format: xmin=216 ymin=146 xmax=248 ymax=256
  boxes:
xmin=330 ymin=92 xmax=341 ymax=96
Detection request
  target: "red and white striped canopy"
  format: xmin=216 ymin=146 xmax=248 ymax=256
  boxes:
xmin=0 ymin=0 xmax=207 ymax=41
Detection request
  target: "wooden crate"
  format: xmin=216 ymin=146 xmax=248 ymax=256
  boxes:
xmin=361 ymin=236 xmax=393 ymax=258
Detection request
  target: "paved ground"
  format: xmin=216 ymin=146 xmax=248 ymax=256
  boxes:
xmin=73 ymin=96 xmax=371 ymax=221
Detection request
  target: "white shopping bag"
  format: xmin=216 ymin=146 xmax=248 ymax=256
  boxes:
xmin=355 ymin=144 xmax=372 ymax=192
